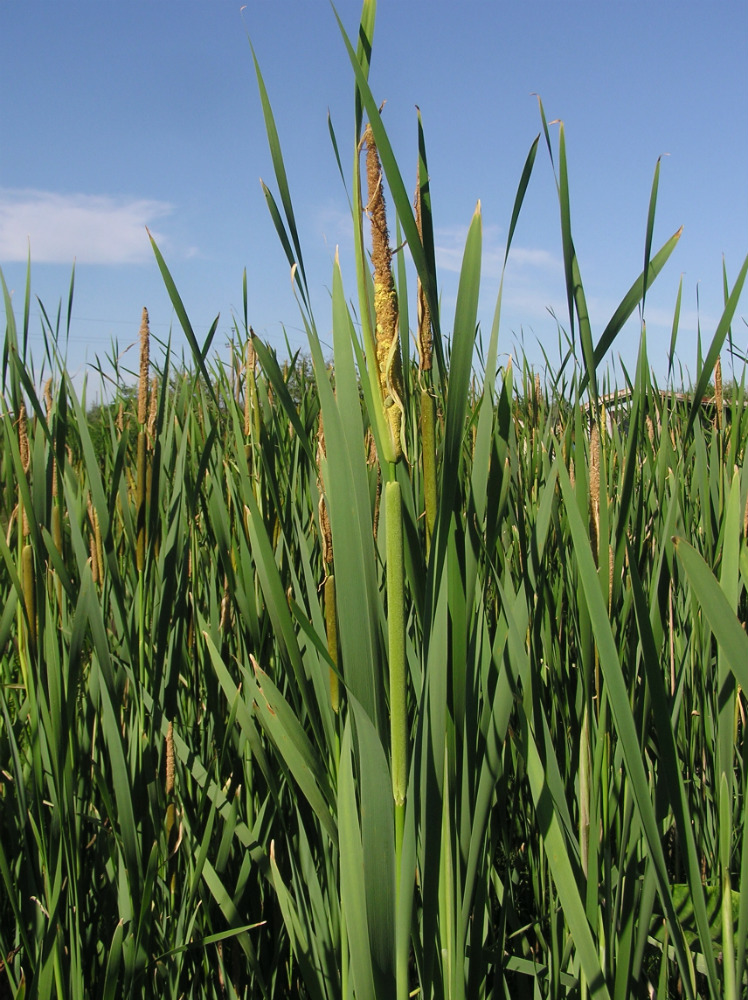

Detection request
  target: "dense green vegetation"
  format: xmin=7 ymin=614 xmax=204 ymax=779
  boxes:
xmin=2 ymin=4 xmax=748 ymax=998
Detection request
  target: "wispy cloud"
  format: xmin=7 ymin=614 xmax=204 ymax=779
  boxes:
xmin=434 ymin=222 xmax=561 ymax=279
xmin=0 ymin=188 xmax=174 ymax=264
xmin=314 ymin=199 xmax=354 ymax=255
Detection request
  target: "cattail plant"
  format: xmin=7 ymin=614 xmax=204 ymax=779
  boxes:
xmin=44 ymin=378 xmax=64 ymax=610
xmin=364 ymin=122 xmax=408 ymax=861
xmin=136 ymin=307 xmax=150 ymax=575
xmin=588 ymin=420 xmax=600 ymax=565
xmin=317 ymin=411 xmax=339 ymax=713
xmin=17 ymin=403 xmax=36 ymax=658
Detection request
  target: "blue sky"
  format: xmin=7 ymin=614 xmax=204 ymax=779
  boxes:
xmin=1 ymin=1 xmax=746 ymax=392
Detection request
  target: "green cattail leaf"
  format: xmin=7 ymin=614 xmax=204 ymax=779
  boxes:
xmin=558 ymin=122 xmax=595 ymax=401
xmin=429 ymin=202 xmax=482 ymax=595
xmin=674 ymin=536 xmax=748 ymax=694
xmin=338 ymin=719 xmax=377 ymax=1000
xmin=686 ymin=252 xmax=748 ymax=437
xmin=559 ymin=460 xmax=706 ymax=993
xmin=249 ymin=42 xmax=308 ymax=299
xmin=587 ymin=226 xmax=682 ymax=391
xmin=642 ymin=155 xmax=662 ymax=313
xmin=351 ymin=698 xmax=396 ymax=993
xmin=628 ymin=536 xmax=721 ymax=986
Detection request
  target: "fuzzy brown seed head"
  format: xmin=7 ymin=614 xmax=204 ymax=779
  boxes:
xmin=714 ymin=356 xmax=723 ymax=430
xmin=138 ymin=307 xmax=150 ymax=425
xmin=247 ymin=335 xmax=257 ymax=375
xmin=646 ymin=414 xmax=655 ymax=446
xmin=18 ymin=404 xmax=30 ymax=474
xmin=220 ymin=576 xmax=231 ymax=631
xmin=18 ymin=405 xmax=30 ymax=539
xmin=315 ymin=412 xmax=333 ymax=565
xmin=365 ymin=124 xmax=405 ymax=459
xmin=165 ymin=721 xmax=175 ymax=796
xmin=44 ymin=379 xmax=53 ymax=421
xmin=366 ymin=125 xmax=392 ymax=284
xmin=366 ymin=429 xmax=378 ymax=468
xmin=319 ymin=494 xmax=333 ymax=566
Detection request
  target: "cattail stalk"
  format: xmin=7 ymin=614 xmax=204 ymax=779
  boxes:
xmin=421 ymin=389 xmax=436 ymax=556
xmin=136 ymin=308 xmax=150 ymax=574
xmin=386 ymin=481 xmax=407 ymax=814
xmin=366 ymin=128 xmax=409 ymax=990
xmin=45 ymin=380 xmax=63 ymax=557
xmin=17 ymin=405 xmax=36 ymax=656
xmin=317 ymin=413 xmax=338 ymax=712
xmin=324 ymin=575 xmax=339 ymax=714
xmin=589 ymin=421 xmax=600 ymax=567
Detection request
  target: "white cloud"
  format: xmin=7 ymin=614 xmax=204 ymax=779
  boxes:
xmin=434 ymin=222 xmax=561 ymax=279
xmin=0 ymin=188 xmax=173 ymax=264
xmin=314 ymin=200 xmax=354 ymax=253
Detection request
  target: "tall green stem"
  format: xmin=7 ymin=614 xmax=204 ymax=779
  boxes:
xmin=386 ymin=477 xmax=408 ymax=998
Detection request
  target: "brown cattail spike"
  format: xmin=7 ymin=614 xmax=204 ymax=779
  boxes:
xmin=165 ymin=721 xmax=175 ymax=797
xmin=18 ymin=405 xmax=30 ymax=539
xmin=138 ymin=307 xmax=150 ymax=426
xmin=714 ymin=356 xmax=723 ymax=431
xmin=18 ymin=404 xmax=30 ymax=476
xmin=365 ymin=124 xmax=405 ymax=461
xmin=316 ymin=412 xmax=333 ymax=567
